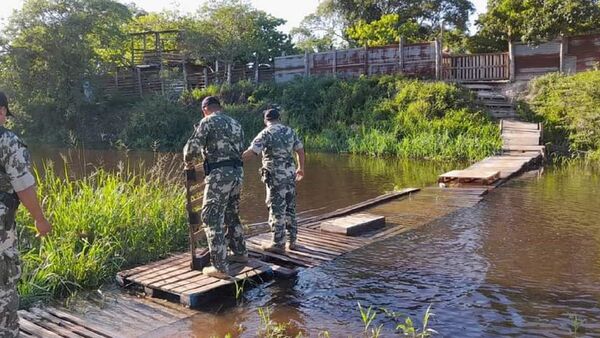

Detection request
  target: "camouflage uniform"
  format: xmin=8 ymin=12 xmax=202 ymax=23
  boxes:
xmin=0 ymin=127 xmax=35 ymax=338
xmin=183 ymin=112 xmax=247 ymax=272
xmin=249 ymin=123 xmax=303 ymax=247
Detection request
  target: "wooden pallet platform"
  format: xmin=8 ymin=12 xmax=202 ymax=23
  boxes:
xmin=438 ymin=169 xmax=501 ymax=186
xmin=117 ymin=254 xmax=273 ymax=307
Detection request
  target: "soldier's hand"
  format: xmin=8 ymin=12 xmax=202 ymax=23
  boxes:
xmin=35 ymin=218 xmax=52 ymax=237
xmin=184 ymin=161 xmax=195 ymax=170
xmin=295 ymin=169 xmax=304 ymax=182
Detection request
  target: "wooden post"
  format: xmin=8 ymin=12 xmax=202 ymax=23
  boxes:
xmin=332 ymin=49 xmax=337 ymax=77
xmin=434 ymin=38 xmax=441 ymax=80
xmin=365 ymin=45 xmax=370 ymax=75
xmin=115 ymin=68 xmax=119 ymax=89
xmin=508 ymin=40 xmax=515 ymax=82
xmin=203 ymin=67 xmax=209 ymax=88
xmin=182 ymin=60 xmax=188 ymax=90
xmin=304 ymin=51 xmax=309 ymax=77
xmin=215 ymin=61 xmax=220 ymax=83
xmin=399 ymin=36 xmax=405 ymax=74
xmin=136 ymin=67 xmax=143 ymax=97
xmin=130 ymin=36 xmax=134 ymax=66
xmin=255 ymin=54 xmax=260 ymax=83
xmin=559 ymin=35 xmax=567 ymax=74
xmin=227 ymin=63 xmax=232 ymax=84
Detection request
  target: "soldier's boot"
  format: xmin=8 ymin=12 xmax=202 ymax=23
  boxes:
xmin=202 ymin=266 xmax=231 ymax=280
xmin=261 ymin=242 xmax=286 ymax=254
xmin=286 ymin=241 xmax=300 ymax=251
xmin=228 ymin=253 xmax=249 ymax=263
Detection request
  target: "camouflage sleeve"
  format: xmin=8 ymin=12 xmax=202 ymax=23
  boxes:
xmin=248 ymin=129 xmax=268 ymax=155
xmin=292 ymin=129 xmax=304 ymax=151
xmin=2 ymin=134 xmax=35 ymax=192
xmin=183 ymin=120 xmax=209 ymax=163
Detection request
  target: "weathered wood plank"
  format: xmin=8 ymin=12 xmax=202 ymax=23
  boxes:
xmin=321 ymin=213 xmax=386 ymax=236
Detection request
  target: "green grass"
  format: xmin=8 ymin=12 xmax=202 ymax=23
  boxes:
xmin=518 ymin=70 xmax=600 ymax=163
xmin=16 ymin=155 xmax=188 ymax=307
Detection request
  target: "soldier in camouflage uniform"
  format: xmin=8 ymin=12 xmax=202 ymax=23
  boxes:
xmin=0 ymin=91 xmax=52 ymax=338
xmin=242 ymin=108 xmax=305 ymax=253
xmin=183 ymin=96 xmax=247 ymax=280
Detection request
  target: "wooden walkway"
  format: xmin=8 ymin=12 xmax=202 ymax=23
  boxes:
xmin=439 ymin=119 xmax=544 ymax=188
xmin=22 ymin=119 xmax=546 ymax=336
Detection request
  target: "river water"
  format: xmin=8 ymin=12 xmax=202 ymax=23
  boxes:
xmin=31 ymin=149 xmax=600 ymax=337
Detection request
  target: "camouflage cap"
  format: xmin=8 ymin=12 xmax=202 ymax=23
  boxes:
xmin=0 ymin=91 xmax=12 ymax=116
xmin=264 ymin=108 xmax=280 ymax=121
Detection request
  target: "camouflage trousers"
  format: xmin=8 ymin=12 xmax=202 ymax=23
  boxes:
xmin=201 ymin=175 xmax=247 ymax=272
xmin=266 ymin=180 xmax=297 ymax=247
xmin=0 ymin=250 xmax=20 ymax=338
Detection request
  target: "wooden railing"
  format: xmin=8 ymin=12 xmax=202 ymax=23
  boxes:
xmin=442 ymin=52 xmax=509 ymax=82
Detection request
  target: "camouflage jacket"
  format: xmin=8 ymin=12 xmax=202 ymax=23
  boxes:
xmin=0 ymin=127 xmax=35 ymax=256
xmin=183 ymin=111 xmax=245 ymax=181
xmin=249 ymin=123 xmax=303 ymax=184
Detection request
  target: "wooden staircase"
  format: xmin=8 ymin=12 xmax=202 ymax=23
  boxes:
xmin=462 ymin=83 xmax=518 ymax=120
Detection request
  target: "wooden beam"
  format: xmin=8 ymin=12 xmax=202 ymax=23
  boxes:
xmin=399 ymin=36 xmax=405 ymax=74
xmin=509 ymin=40 xmax=515 ymax=82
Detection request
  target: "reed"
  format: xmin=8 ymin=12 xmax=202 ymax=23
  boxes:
xmin=16 ymin=156 xmax=188 ymax=307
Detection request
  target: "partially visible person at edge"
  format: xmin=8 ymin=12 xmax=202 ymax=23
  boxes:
xmin=183 ymin=96 xmax=247 ymax=280
xmin=0 ymin=91 xmax=52 ymax=338
xmin=242 ymin=108 xmax=305 ymax=253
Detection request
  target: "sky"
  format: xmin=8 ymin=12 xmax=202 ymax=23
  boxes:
xmin=1 ymin=0 xmax=488 ymax=34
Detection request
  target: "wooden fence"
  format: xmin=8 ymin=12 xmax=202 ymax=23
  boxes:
xmin=442 ymin=53 xmax=510 ymax=82
xmin=98 ymin=32 xmax=600 ymax=99
xmin=273 ymin=40 xmax=439 ymax=83
xmin=99 ymin=64 xmax=274 ymax=99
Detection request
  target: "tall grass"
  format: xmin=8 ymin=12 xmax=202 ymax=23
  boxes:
xmin=16 ymin=156 xmax=188 ymax=307
xmin=518 ymin=70 xmax=600 ymax=163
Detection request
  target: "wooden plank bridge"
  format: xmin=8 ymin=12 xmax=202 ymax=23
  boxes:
xmin=20 ymin=119 xmax=545 ymax=337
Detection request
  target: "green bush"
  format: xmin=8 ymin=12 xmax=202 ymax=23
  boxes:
xmin=518 ymin=70 xmax=600 ymax=161
xmin=119 ymin=95 xmax=198 ymax=151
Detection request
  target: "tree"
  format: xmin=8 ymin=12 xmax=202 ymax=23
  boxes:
xmin=346 ymin=14 xmax=422 ymax=46
xmin=0 ymin=0 xmax=132 ymax=142
xmin=475 ymin=0 xmax=600 ymax=46
xmin=290 ymin=0 xmax=347 ymax=52
xmin=184 ymin=1 xmax=296 ymax=64
xmin=331 ymin=0 xmax=474 ymax=33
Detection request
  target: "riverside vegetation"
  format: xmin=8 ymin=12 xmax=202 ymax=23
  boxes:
xmin=119 ymin=75 xmax=502 ymax=162
xmin=16 ymin=154 xmax=188 ymax=307
xmin=517 ymin=70 xmax=600 ymax=163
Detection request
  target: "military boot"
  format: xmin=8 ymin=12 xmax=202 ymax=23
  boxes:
xmin=286 ymin=241 xmax=300 ymax=251
xmin=229 ymin=253 xmax=249 ymax=263
xmin=202 ymin=266 xmax=231 ymax=280
xmin=261 ymin=242 xmax=286 ymax=254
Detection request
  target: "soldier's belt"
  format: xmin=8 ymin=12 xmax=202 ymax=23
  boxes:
xmin=203 ymin=159 xmax=243 ymax=175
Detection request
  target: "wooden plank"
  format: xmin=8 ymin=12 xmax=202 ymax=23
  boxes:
xmin=147 ymin=270 xmax=204 ymax=289
xmin=44 ymin=308 xmax=115 ymax=338
xmin=19 ymin=316 xmax=63 ymax=338
xmin=19 ymin=310 xmax=79 ymax=338
xmin=320 ymin=213 xmax=385 ymax=236
xmin=117 ymin=254 xmax=184 ymax=281
xmin=129 ymin=261 xmax=191 ymax=284
xmin=30 ymin=308 xmax=109 ymax=338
